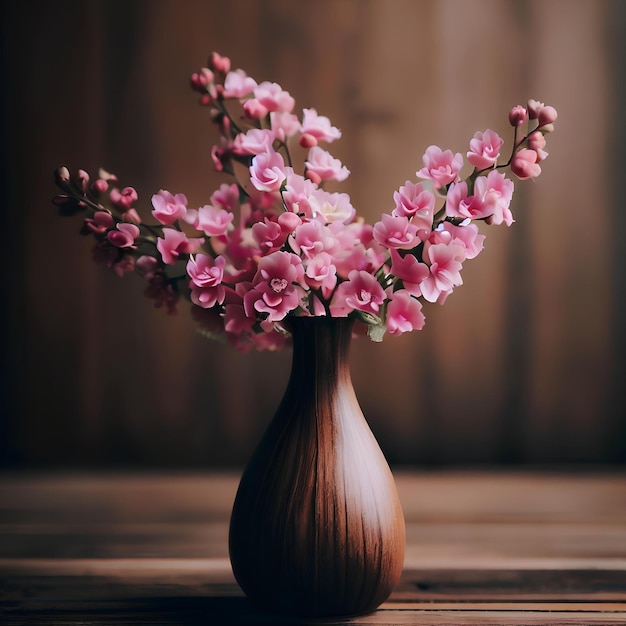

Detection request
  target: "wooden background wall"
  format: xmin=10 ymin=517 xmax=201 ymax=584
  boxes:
xmin=1 ymin=0 xmax=624 ymax=468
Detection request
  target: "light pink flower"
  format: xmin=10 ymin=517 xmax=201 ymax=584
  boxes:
xmin=151 ymin=189 xmax=188 ymax=225
xmin=254 ymin=81 xmax=295 ymax=113
xmin=282 ymin=172 xmax=318 ymax=218
xmin=300 ymin=108 xmax=342 ymax=143
xmin=291 ymin=220 xmax=335 ymax=258
xmin=249 ymin=150 xmax=287 ymax=192
xmin=475 ymin=170 xmax=515 ymax=226
xmin=511 ymin=149 xmax=541 ymax=180
xmin=308 ymin=190 xmax=355 ymax=224
xmin=389 ymin=249 xmax=429 ymax=296
xmin=420 ymin=242 xmax=464 ymax=303
xmin=223 ymin=69 xmax=257 ymax=98
xmin=467 ymin=129 xmax=504 ymax=170
xmin=210 ymin=183 xmax=240 ymax=212
xmin=270 ymin=112 xmax=301 ymax=142
xmin=445 ymin=181 xmax=490 ymax=221
xmin=373 ymin=213 xmax=420 ymax=249
xmin=107 ymin=222 xmax=140 ymax=248
xmin=304 ymin=146 xmax=350 ymax=182
xmin=232 ymin=128 xmax=275 ymax=155
xmin=242 ymin=99 xmax=269 ymax=119
xmin=157 ymin=229 xmax=205 ymax=265
xmin=392 ymin=181 xmax=435 ymax=236
xmin=330 ymin=270 xmax=386 ymax=317
xmin=243 ymin=251 xmax=305 ymax=322
xmin=440 ymin=222 xmax=484 ymax=260
xmin=386 ymin=290 xmax=425 ymax=335
xmin=187 ymin=205 xmax=234 ymax=237
xmin=417 ymin=145 xmax=463 ymax=189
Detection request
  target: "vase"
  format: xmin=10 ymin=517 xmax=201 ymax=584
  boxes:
xmin=228 ymin=316 xmax=405 ymax=618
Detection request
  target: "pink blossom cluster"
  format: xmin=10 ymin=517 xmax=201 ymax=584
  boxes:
xmin=54 ymin=53 xmax=557 ymax=351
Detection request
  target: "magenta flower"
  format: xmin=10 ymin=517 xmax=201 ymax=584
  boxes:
xmin=466 ymin=129 xmax=504 ymax=170
xmin=417 ymin=145 xmax=464 ymax=189
xmin=85 ymin=210 xmax=114 ymax=235
xmin=249 ymin=150 xmax=287 ymax=192
xmin=151 ymin=189 xmax=188 ymax=225
xmin=386 ymin=290 xmax=425 ymax=335
xmin=107 ymin=222 xmax=140 ymax=249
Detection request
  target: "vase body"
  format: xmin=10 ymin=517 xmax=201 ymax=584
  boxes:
xmin=228 ymin=316 xmax=405 ymax=618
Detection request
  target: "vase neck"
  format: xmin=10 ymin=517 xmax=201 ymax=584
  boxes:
xmin=287 ymin=316 xmax=354 ymax=385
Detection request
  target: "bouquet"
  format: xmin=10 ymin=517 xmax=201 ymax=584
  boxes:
xmin=53 ymin=51 xmax=557 ymax=352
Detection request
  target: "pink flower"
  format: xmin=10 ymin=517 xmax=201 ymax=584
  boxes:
xmin=389 ymin=249 xmax=429 ymax=296
xmin=107 ymin=222 xmax=140 ymax=248
xmin=210 ymin=183 xmax=240 ymax=212
xmin=417 ymin=145 xmax=463 ymax=189
xmin=187 ymin=255 xmax=226 ymax=309
xmin=249 ymin=150 xmax=287 ymax=192
xmin=392 ymin=180 xmax=435 ymax=231
xmin=440 ymin=222 xmax=484 ymax=260
xmin=291 ymin=220 xmax=335 ymax=258
xmin=304 ymin=252 xmax=337 ymax=298
xmin=330 ymin=270 xmax=386 ymax=317
xmin=304 ymin=146 xmax=350 ymax=182
xmin=282 ymin=172 xmax=318 ymax=218
xmin=300 ymin=108 xmax=342 ymax=143
xmin=109 ymin=186 xmax=138 ymax=209
xmin=252 ymin=219 xmax=286 ymax=254
xmin=85 ymin=210 xmax=114 ymax=235
xmin=270 ymin=112 xmax=301 ymax=142
xmin=386 ymin=290 xmax=425 ymax=335
xmin=445 ymin=181 xmax=490 ymax=221
xmin=151 ymin=189 xmax=188 ymax=225
xmin=243 ymin=251 xmax=305 ymax=322
xmin=232 ymin=128 xmax=275 ymax=155
xmin=373 ymin=213 xmax=420 ymax=249
xmin=157 ymin=229 xmax=205 ymax=264
xmin=420 ymin=242 xmax=465 ymax=303
xmin=188 ymin=204 xmax=235 ymax=237
xmin=223 ymin=69 xmax=257 ymax=98
xmin=254 ymin=81 xmax=295 ymax=113
xmin=511 ymin=149 xmax=541 ymax=179
xmin=113 ymin=255 xmax=135 ymax=278
xmin=475 ymin=170 xmax=514 ymax=226
xmin=467 ymin=129 xmax=504 ymax=170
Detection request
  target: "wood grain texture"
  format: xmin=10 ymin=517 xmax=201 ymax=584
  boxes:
xmin=1 ymin=471 xmax=625 ymax=624
xmin=228 ymin=317 xmax=405 ymax=617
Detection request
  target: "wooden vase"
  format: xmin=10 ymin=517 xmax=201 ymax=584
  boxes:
xmin=228 ymin=316 xmax=405 ymax=618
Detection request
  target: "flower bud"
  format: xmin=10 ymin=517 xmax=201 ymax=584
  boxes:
xmin=299 ymin=132 xmax=318 ymax=148
xmin=527 ymin=99 xmax=544 ymax=119
xmin=208 ymin=52 xmax=231 ymax=74
xmin=538 ymin=105 xmax=558 ymax=126
xmin=122 ymin=208 xmax=142 ymax=225
xmin=55 ymin=166 xmax=71 ymax=183
xmin=508 ymin=105 xmax=527 ymax=126
xmin=91 ymin=178 xmax=109 ymax=195
xmin=511 ymin=149 xmax=541 ymax=179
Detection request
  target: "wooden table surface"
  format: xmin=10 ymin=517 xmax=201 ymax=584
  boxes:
xmin=1 ymin=470 xmax=625 ymax=625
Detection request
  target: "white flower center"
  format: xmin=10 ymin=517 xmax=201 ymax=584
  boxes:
xmin=270 ymin=278 xmax=289 ymax=293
